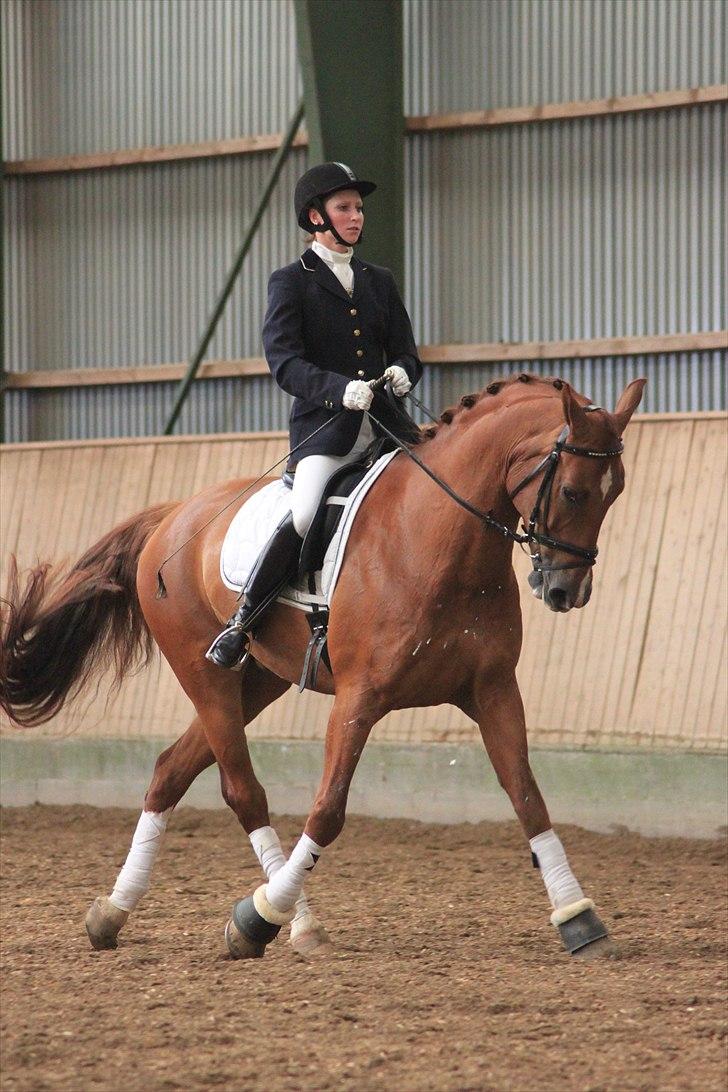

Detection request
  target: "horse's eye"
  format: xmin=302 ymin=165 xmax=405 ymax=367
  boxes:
xmin=562 ymin=485 xmax=583 ymax=505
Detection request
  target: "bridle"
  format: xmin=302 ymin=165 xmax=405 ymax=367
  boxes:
xmin=507 ymin=418 xmax=624 ymax=574
xmin=367 ymin=402 xmax=624 ymax=575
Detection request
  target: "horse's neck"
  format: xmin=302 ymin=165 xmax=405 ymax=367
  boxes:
xmin=400 ymin=411 xmax=523 ymax=584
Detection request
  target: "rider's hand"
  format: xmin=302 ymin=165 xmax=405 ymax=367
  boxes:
xmin=342 ymin=380 xmax=374 ymax=412
xmin=384 ymin=365 xmax=412 ymax=397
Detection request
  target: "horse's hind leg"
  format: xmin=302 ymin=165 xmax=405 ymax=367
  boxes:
xmin=131 ymin=652 xmax=329 ymax=960
xmin=86 ymin=659 xmax=329 ymax=955
xmin=85 ymin=714 xmax=214 ymax=950
xmin=461 ymin=674 xmax=615 ymax=960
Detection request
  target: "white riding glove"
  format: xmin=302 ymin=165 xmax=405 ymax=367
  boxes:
xmin=342 ymin=380 xmax=374 ymax=411
xmin=384 ymin=365 xmax=412 ymax=397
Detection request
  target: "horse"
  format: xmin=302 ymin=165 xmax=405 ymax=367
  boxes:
xmin=0 ymin=372 xmax=645 ymax=961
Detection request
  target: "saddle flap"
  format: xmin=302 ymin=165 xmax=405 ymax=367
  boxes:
xmin=298 ymin=461 xmax=372 ymax=579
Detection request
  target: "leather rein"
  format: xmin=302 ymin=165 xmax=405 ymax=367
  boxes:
xmin=367 ymin=402 xmax=624 ymax=574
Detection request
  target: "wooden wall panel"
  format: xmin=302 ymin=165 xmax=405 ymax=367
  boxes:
xmin=1 ymin=418 xmax=725 ymax=752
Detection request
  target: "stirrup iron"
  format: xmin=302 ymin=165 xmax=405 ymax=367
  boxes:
xmin=205 ymin=622 xmax=251 ymax=670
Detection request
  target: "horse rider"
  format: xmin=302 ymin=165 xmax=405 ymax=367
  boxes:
xmin=206 ymin=161 xmax=423 ymax=669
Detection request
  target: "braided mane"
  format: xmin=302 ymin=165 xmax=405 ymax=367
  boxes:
xmin=419 ymin=372 xmax=567 ymax=443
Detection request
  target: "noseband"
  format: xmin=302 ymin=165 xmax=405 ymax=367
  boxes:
xmin=367 ymin=403 xmax=623 ymax=574
xmin=508 ymin=420 xmax=624 ymax=574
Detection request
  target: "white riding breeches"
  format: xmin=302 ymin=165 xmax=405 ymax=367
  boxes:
xmin=291 ymin=415 xmax=375 ymax=536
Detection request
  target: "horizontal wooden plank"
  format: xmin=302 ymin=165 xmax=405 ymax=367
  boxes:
xmin=3 ymin=332 xmax=725 ymax=390
xmin=5 ymin=86 xmax=725 ymax=176
xmin=4 ymin=133 xmax=308 ymax=176
xmin=418 ymin=331 xmax=728 ymax=364
xmin=0 ymin=430 xmax=289 ymax=453
xmin=2 ymin=358 xmax=270 ymax=389
xmin=1 ymin=411 xmax=724 ymax=454
xmin=407 ymin=84 xmax=728 ymax=133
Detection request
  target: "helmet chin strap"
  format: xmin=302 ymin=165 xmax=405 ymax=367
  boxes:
xmin=310 ymin=198 xmax=363 ymax=247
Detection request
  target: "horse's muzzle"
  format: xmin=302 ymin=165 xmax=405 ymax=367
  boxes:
xmin=542 ymin=569 xmax=593 ymax=612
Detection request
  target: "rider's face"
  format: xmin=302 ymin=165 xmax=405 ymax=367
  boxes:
xmin=310 ymin=188 xmax=364 ymax=250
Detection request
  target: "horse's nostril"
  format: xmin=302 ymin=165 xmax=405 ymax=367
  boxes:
xmin=547 ymin=587 xmax=569 ymax=611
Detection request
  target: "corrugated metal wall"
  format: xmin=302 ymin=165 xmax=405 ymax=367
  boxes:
xmin=404 ymin=0 xmax=726 ymax=113
xmin=2 ymin=376 xmax=292 ymax=441
xmin=2 ymin=0 xmax=301 ymax=158
xmin=2 ymin=0 xmax=726 ymax=441
xmin=4 ymin=152 xmax=306 ymax=369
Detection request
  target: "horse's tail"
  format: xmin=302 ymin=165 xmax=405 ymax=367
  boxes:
xmin=0 ymin=502 xmax=178 ymax=728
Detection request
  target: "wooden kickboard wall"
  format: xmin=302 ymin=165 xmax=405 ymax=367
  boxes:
xmin=1 ymin=415 xmax=725 ymax=752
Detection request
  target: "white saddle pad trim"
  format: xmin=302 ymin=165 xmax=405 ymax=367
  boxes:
xmin=320 ymin=450 xmax=398 ymax=604
xmin=219 ymin=450 xmax=399 ymax=610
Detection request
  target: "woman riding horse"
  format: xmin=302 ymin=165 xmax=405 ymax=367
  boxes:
xmin=1 ymin=372 xmax=645 ymax=960
xmin=206 ymin=161 xmax=423 ymax=669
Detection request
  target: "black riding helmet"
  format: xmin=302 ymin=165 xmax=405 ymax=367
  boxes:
xmin=294 ymin=162 xmax=376 ymax=246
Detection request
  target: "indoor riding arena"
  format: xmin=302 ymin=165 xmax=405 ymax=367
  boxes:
xmin=1 ymin=3 xmax=726 ymax=1091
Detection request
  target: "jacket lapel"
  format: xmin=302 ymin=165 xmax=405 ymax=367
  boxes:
xmin=305 ymin=249 xmax=352 ymax=303
xmin=351 ymin=258 xmax=372 ymax=306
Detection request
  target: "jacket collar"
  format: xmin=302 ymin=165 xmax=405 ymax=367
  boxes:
xmin=300 ymin=248 xmax=369 ymax=303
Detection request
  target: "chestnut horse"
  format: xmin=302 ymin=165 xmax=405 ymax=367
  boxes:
xmin=1 ymin=374 xmax=644 ymax=961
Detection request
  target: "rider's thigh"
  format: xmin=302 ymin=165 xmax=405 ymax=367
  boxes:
xmin=291 ymin=454 xmax=342 ymax=536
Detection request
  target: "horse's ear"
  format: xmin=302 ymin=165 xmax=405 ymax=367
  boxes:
xmin=613 ymin=378 xmax=646 ymax=435
xmin=560 ymin=382 xmax=589 ymax=436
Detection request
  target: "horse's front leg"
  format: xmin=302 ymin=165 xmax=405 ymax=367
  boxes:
xmin=170 ymin=660 xmax=331 ymax=961
xmin=227 ymin=689 xmax=376 ymax=958
xmin=461 ymin=674 xmax=615 ymax=959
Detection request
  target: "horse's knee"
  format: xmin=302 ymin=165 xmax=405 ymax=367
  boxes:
xmin=220 ymin=775 xmax=269 ymax=833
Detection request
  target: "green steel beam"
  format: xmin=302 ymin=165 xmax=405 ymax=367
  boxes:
xmin=163 ymin=99 xmax=304 ymax=436
xmin=1 ymin=48 xmax=5 ymax=445
xmin=294 ymin=0 xmax=405 ymax=290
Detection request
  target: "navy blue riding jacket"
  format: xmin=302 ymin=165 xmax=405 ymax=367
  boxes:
xmin=262 ymin=248 xmax=422 ymax=460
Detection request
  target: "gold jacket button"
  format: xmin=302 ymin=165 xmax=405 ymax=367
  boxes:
xmin=356 ymin=349 xmax=364 ymax=358
xmin=324 ymin=399 xmax=333 ymax=409
xmin=350 ymin=308 xmax=357 ymax=316
xmin=353 ymin=328 xmax=361 ymax=336
xmin=357 ymin=370 xmax=365 ymax=378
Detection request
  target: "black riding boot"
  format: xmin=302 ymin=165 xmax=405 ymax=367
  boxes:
xmin=205 ymin=511 xmax=302 ymax=669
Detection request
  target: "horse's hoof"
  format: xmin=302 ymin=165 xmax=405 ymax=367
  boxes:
xmin=289 ymin=913 xmax=334 ymax=960
xmin=572 ymin=935 xmax=619 ymax=961
xmin=85 ymin=896 xmax=129 ymax=951
xmin=225 ymin=918 xmax=266 ymax=960
xmin=229 ymin=890 xmax=283 ymax=951
xmin=554 ymin=903 xmax=611 ymax=957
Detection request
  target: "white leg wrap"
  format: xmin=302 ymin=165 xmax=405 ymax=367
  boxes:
xmin=249 ymin=826 xmax=313 ymax=922
xmin=249 ymin=826 xmax=287 ymax=877
xmin=109 ymin=808 xmax=172 ymax=912
xmin=529 ymin=829 xmax=585 ymax=910
xmin=291 ymin=895 xmax=312 ymax=925
xmin=265 ymin=833 xmax=324 ymax=913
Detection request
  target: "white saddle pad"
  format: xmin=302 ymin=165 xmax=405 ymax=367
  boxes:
xmin=220 ymin=450 xmax=399 ymax=610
